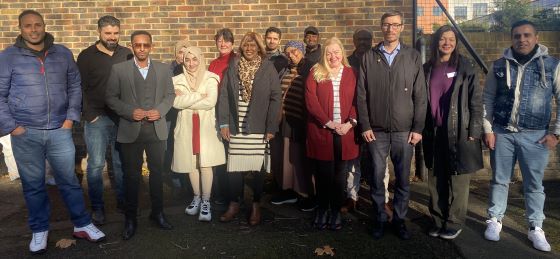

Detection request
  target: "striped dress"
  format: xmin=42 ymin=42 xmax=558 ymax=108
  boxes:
xmin=227 ymin=87 xmax=271 ymax=173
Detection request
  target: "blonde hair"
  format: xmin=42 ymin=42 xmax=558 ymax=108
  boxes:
xmin=238 ymin=32 xmax=267 ymax=59
xmin=312 ymin=37 xmax=350 ymax=82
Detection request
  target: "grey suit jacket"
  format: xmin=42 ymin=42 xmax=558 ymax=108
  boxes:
xmin=105 ymin=59 xmax=175 ymax=143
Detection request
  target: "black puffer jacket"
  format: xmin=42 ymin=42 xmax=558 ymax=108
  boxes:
xmin=422 ymin=55 xmax=483 ymax=174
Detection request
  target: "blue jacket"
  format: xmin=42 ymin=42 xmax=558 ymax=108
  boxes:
xmin=0 ymin=40 xmax=81 ymax=136
xmin=483 ymin=45 xmax=560 ymax=134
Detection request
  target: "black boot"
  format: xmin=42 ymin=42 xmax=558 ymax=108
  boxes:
xmin=149 ymin=212 xmax=173 ymax=230
xmin=122 ymin=217 xmax=137 ymax=240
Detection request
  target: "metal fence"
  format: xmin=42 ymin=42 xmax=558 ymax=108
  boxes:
xmin=415 ymin=0 xmax=560 ymax=33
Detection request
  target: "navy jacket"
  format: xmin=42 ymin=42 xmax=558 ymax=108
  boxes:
xmin=0 ymin=40 xmax=81 ymax=136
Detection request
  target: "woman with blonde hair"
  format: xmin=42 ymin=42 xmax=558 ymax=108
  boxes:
xmin=305 ymin=37 xmax=359 ymax=230
xmin=218 ymin=32 xmax=281 ymax=225
xmin=172 ymin=46 xmax=225 ymax=222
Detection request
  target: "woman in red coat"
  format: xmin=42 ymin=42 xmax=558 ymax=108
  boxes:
xmin=305 ymin=37 xmax=359 ymax=230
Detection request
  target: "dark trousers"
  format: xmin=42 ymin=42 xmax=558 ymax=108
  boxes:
xmin=228 ymin=170 xmax=266 ymax=203
xmin=212 ymin=141 xmax=229 ymax=202
xmin=428 ymin=127 xmax=471 ymax=229
xmin=120 ymin=124 xmax=166 ymax=218
xmin=314 ymin=135 xmax=347 ymax=212
xmin=367 ymin=131 xmax=413 ymax=223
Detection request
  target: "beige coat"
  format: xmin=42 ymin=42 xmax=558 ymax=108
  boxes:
xmin=171 ymin=71 xmax=225 ymax=173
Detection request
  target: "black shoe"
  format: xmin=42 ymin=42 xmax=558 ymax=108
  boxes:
xmin=270 ymin=190 xmax=298 ymax=205
xmin=91 ymin=209 xmax=106 ymax=225
xmin=298 ymin=197 xmax=318 ymax=212
xmin=329 ymin=210 xmax=342 ymax=231
xmin=394 ymin=222 xmax=411 ymax=240
xmin=149 ymin=212 xmax=173 ymax=230
xmin=372 ymin=221 xmax=385 ymax=239
xmin=439 ymin=227 xmax=462 ymax=240
xmin=122 ymin=218 xmax=137 ymax=240
xmin=313 ymin=209 xmax=328 ymax=230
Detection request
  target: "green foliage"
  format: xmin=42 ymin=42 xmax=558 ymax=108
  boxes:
xmin=491 ymin=0 xmax=532 ymax=31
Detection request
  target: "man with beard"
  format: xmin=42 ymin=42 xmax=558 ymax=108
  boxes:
xmin=106 ymin=31 xmax=175 ymax=240
xmin=0 ymin=10 xmax=106 ymax=254
xmin=264 ymin=26 xmax=289 ymax=74
xmin=77 ymin=16 xmax=133 ymax=224
xmin=303 ymin=26 xmax=321 ymax=65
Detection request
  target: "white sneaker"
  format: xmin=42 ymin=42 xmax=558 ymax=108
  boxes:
xmin=484 ymin=217 xmax=502 ymax=241
xmin=198 ymin=199 xmax=211 ymax=222
xmin=29 ymin=230 xmax=48 ymax=254
xmin=73 ymin=223 xmax=106 ymax=242
xmin=185 ymin=196 xmax=201 ymax=215
xmin=528 ymin=227 xmax=551 ymax=252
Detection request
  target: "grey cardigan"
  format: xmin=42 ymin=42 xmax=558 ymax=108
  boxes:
xmin=218 ymin=57 xmax=282 ymax=135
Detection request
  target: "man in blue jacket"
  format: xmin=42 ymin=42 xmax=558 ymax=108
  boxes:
xmin=483 ymin=20 xmax=559 ymax=252
xmin=0 ymin=10 xmax=105 ymax=254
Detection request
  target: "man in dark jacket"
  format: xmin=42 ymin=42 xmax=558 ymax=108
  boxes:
xmin=265 ymin=26 xmax=289 ymax=74
xmin=303 ymin=26 xmax=321 ymax=66
xmin=0 ymin=10 xmax=106 ymax=254
xmin=356 ymin=10 xmax=427 ymax=240
xmin=77 ymin=15 xmax=132 ymax=224
xmin=105 ymin=30 xmax=175 ymax=240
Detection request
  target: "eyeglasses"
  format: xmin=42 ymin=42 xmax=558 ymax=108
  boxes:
xmin=132 ymin=43 xmax=152 ymax=49
xmin=382 ymin=23 xmax=403 ymax=30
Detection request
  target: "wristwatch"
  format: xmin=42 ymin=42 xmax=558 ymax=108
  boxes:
xmin=348 ymin=118 xmax=358 ymax=127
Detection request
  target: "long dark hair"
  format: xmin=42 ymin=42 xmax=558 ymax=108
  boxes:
xmin=429 ymin=25 xmax=460 ymax=66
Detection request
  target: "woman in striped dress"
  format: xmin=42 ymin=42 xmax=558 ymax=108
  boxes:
xmin=305 ymin=37 xmax=359 ymax=230
xmin=217 ymin=32 xmax=282 ymax=225
xmin=270 ymin=41 xmax=315 ymax=205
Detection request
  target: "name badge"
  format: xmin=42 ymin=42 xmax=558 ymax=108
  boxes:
xmin=447 ymin=72 xmax=456 ymax=78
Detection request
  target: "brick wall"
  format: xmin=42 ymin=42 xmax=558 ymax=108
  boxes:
xmin=0 ymin=0 xmax=414 ymax=61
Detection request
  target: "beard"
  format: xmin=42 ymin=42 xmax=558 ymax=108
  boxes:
xmin=100 ymin=39 xmax=118 ymax=51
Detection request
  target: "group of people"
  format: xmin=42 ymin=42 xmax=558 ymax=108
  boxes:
xmin=0 ymin=8 xmax=557 ymax=255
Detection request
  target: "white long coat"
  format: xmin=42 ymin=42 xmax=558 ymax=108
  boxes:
xmin=171 ymin=71 xmax=225 ymax=173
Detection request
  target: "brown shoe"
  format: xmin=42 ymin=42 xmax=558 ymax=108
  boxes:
xmin=384 ymin=202 xmax=393 ymax=222
xmin=340 ymin=198 xmax=356 ymax=214
xmin=249 ymin=202 xmax=261 ymax=226
xmin=220 ymin=202 xmax=240 ymax=222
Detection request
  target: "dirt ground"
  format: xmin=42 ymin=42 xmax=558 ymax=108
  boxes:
xmin=0 ymin=172 xmax=558 ymax=258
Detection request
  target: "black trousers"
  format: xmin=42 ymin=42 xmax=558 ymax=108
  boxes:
xmin=228 ymin=170 xmax=267 ymax=203
xmin=428 ymin=127 xmax=472 ymax=229
xmin=314 ymin=134 xmax=347 ymax=212
xmin=120 ymin=124 xmax=166 ymax=218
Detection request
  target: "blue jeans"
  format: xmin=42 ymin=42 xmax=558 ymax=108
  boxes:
xmin=11 ymin=127 xmax=91 ymax=232
xmin=367 ymin=131 xmax=413 ymax=223
xmin=84 ymin=115 xmax=124 ymax=210
xmin=488 ymin=127 xmax=548 ymax=228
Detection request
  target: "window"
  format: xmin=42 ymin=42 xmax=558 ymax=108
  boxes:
xmin=433 ymin=6 xmax=443 ymax=16
xmin=473 ymin=3 xmax=488 ymax=17
xmin=455 ymin=6 xmax=467 ymax=21
xmin=417 ymin=7 xmax=424 ymax=16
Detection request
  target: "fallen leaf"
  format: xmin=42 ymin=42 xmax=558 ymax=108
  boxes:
xmin=322 ymin=245 xmax=335 ymax=256
xmin=55 ymin=239 xmax=76 ymax=249
xmin=314 ymin=247 xmax=325 ymax=256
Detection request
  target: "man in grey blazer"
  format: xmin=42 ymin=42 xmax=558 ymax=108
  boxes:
xmin=105 ymin=30 xmax=175 ymax=240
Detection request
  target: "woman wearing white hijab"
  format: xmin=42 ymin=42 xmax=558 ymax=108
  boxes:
xmin=172 ymin=46 xmax=225 ymax=222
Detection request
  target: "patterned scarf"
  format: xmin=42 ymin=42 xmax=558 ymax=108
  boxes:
xmin=238 ymin=55 xmax=262 ymax=102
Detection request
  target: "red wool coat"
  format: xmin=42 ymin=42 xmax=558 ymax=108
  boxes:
xmin=305 ymin=66 xmax=359 ymax=161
